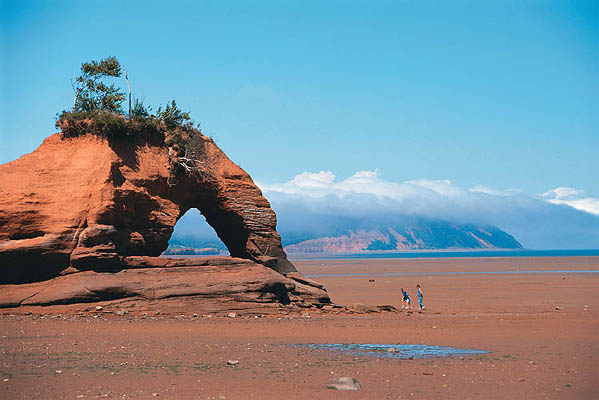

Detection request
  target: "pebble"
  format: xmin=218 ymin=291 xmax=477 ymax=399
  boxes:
xmin=227 ymin=312 xmax=236 ymax=318
xmin=95 ymin=306 xmax=103 ymax=311
xmin=326 ymin=377 xmax=361 ymax=391
xmin=227 ymin=360 xmax=239 ymax=366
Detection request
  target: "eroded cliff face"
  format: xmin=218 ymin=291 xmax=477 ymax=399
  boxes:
xmin=0 ymin=132 xmax=296 ymax=284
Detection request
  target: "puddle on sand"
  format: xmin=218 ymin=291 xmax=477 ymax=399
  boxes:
xmin=297 ymin=343 xmax=488 ymax=359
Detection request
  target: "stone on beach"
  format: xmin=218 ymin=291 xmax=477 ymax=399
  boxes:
xmin=326 ymin=377 xmax=361 ymax=391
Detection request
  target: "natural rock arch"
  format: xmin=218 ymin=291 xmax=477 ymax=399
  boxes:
xmin=0 ymin=132 xmax=296 ymax=284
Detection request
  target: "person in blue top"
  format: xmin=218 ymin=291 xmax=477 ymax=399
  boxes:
xmin=416 ymin=284 xmax=424 ymax=310
xmin=401 ymin=288 xmax=411 ymax=309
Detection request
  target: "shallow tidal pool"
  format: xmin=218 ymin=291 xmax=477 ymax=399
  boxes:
xmin=297 ymin=343 xmax=489 ymax=359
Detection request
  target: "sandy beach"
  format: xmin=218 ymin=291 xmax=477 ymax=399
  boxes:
xmin=1 ymin=255 xmax=597 ymax=399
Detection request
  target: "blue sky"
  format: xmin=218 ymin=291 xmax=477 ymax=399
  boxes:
xmin=1 ymin=1 xmax=598 ymax=246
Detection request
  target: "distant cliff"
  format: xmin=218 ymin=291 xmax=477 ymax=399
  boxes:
xmin=282 ymin=221 xmax=522 ymax=254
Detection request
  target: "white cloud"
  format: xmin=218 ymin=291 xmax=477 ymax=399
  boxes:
xmin=260 ymin=169 xmax=464 ymax=200
xmin=261 ymin=171 xmax=599 ymax=217
xmin=469 ymin=185 xmax=521 ymax=197
xmin=543 ymin=187 xmax=599 ymax=216
xmin=289 ymin=170 xmax=336 ymax=188
xmin=543 ymin=187 xmax=586 ymax=200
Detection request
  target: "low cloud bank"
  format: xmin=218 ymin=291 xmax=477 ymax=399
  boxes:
xmin=257 ymin=170 xmax=599 ymax=250
xmin=542 ymin=187 xmax=599 ymax=216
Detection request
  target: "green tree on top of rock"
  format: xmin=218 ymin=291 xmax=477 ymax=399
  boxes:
xmin=59 ymin=56 xmax=196 ymax=139
xmin=72 ymin=56 xmax=125 ymax=113
xmin=57 ymin=56 xmax=207 ymax=184
xmin=156 ymin=100 xmax=192 ymax=130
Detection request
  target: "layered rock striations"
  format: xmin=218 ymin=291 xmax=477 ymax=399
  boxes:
xmin=0 ymin=131 xmax=328 ymax=309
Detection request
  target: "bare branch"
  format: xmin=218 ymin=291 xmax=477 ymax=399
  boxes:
xmin=124 ymin=70 xmax=131 ymax=118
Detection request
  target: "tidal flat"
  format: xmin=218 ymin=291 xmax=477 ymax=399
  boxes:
xmin=1 ymin=256 xmax=597 ymax=399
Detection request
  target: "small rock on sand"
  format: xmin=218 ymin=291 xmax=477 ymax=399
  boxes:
xmin=227 ymin=312 xmax=237 ymax=318
xmin=326 ymin=377 xmax=361 ymax=391
xmin=227 ymin=360 xmax=239 ymax=366
xmin=95 ymin=306 xmax=103 ymax=311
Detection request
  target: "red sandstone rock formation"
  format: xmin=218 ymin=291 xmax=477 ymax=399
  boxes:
xmin=0 ymin=131 xmax=328 ymax=309
xmin=0 ymin=257 xmax=329 ymax=312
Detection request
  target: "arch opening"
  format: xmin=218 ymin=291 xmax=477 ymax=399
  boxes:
xmin=163 ymin=208 xmax=229 ymax=257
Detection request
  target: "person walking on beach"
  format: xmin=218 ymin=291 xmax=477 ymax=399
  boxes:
xmin=417 ymin=284 xmax=424 ymax=310
xmin=401 ymin=287 xmax=411 ymax=309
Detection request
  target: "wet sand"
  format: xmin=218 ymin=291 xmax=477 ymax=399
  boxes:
xmin=1 ymin=256 xmax=598 ymax=399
